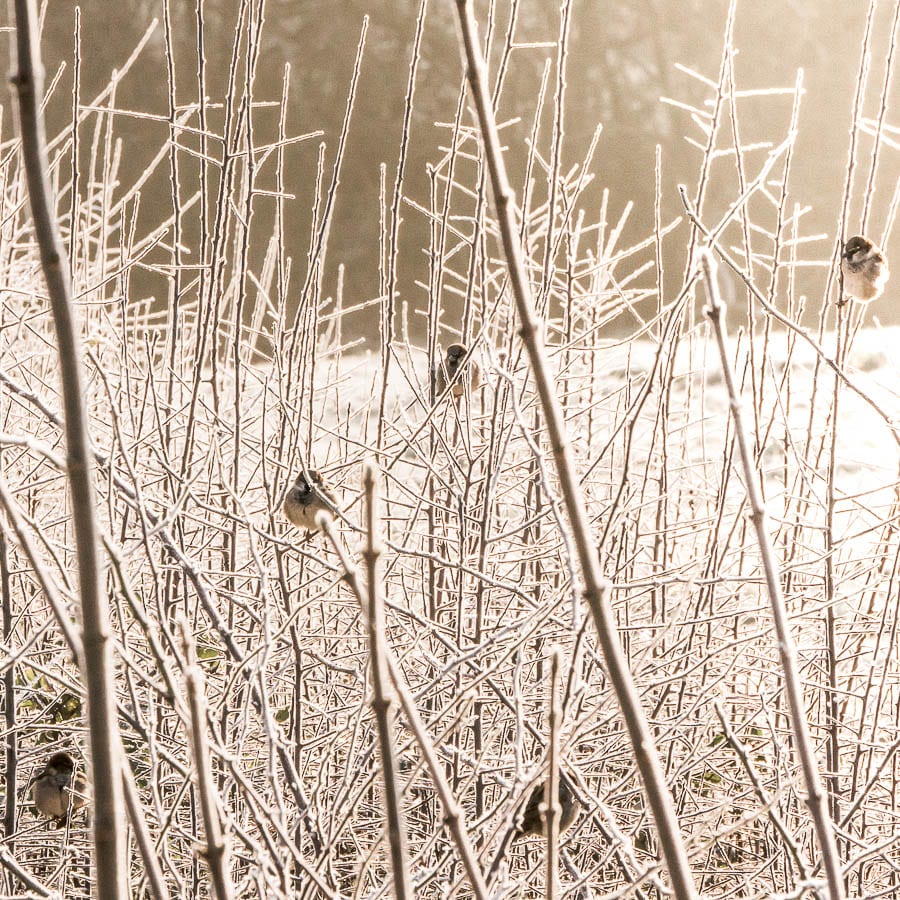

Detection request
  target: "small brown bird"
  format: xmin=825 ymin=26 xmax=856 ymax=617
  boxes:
xmin=514 ymin=775 xmax=580 ymax=838
xmin=434 ymin=343 xmax=481 ymax=398
xmin=487 ymin=773 xmax=582 ymax=883
xmin=282 ymin=469 xmax=340 ymax=532
xmin=30 ymin=752 xmax=88 ymax=827
xmin=841 ymin=235 xmax=889 ymax=302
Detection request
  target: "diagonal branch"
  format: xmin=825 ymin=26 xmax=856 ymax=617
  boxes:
xmin=701 ymin=251 xmax=845 ymax=900
xmin=451 ymin=4 xmax=699 ymax=899
xmin=361 ymin=464 xmax=413 ymax=900
xmin=321 ymin=507 xmax=491 ymax=900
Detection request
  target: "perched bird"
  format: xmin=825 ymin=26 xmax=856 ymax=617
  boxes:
xmin=487 ymin=773 xmax=582 ymax=883
xmin=30 ymin=752 xmax=88 ymax=827
xmin=514 ymin=775 xmax=580 ymax=838
xmin=282 ymin=469 xmax=340 ymax=532
xmin=841 ymin=235 xmax=889 ymax=303
xmin=434 ymin=343 xmax=481 ymax=399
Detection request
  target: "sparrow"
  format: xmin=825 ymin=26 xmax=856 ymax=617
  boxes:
xmin=841 ymin=234 xmax=889 ymax=303
xmin=487 ymin=772 xmax=582 ymax=883
xmin=282 ymin=469 xmax=340 ymax=532
xmin=30 ymin=751 xmax=88 ymax=827
xmin=433 ymin=343 xmax=481 ymax=398
xmin=514 ymin=774 xmax=580 ymax=838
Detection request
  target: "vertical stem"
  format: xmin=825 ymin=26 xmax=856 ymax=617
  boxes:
xmin=1 ymin=531 xmax=15 ymax=848
xmin=162 ymin=0 xmax=184 ymax=449
xmin=69 ymin=7 xmax=80 ymax=286
xmin=824 ymin=302 xmax=845 ymax=826
xmin=11 ymin=2 xmax=125 ymax=896
xmin=545 ymin=648 xmax=562 ymax=900
xmin=451 ymin=5 xmax=699 ymax=899
xmin=120 ymin=760 xmax=172 ymax=900
xmin=376 ymin=0 xmax=427 ymax=449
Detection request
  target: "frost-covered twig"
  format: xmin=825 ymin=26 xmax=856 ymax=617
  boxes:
xmin=322 ymin=507 xmax=490 ymax=900
xmin=701 ymin=251 xmax=844 ymax=900
xmin=452 ymin=4 xmax=699 ymax=898
xmin=361 ymin=464 xmax=412 ymax=900
xmin=11 ymin=2 xmax=125 ymax=895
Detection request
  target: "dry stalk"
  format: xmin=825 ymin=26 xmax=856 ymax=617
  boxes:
xmin=546 ymin=647 xmax=562 ymax=900
xmin=700 ymin=251 xmax=844 ymax=900
xmin=178 ymin=619 xmax=235 ymax=900
xmin=10 ymin=2 xmax=126 ymax=896
xmin=361 ymin=463 xmax=413 ymax=900
xmin=451 ymin=4 xmax=699 ymax=898
xmin=121 ymin=761 xmax=171 ymax=900
xmin=0 ymin=529 xmax=15 ymax=854
xmin=321 ymin=510 xmax=490 ymax=900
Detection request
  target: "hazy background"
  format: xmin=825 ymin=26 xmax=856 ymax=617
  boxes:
xmin=22 ymin=0 xmax=900 ymax=335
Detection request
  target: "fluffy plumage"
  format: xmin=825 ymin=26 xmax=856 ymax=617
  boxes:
xmin=282 ymin=469 xmax=340 ymax=532
xmin=487 ymin=772 xmax=583 ymax=884
xmin=514 ymin=775 xmax=580 ymax=837
xmin=434 ymin=343 xmax=481 ymax=398
xmin=31 ymin=751 xmax=88 ymax=826
xmin=842 ymin=235 xmax=889 ymax=302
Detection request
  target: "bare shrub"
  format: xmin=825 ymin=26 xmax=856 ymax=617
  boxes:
xmin=2 ymin=1 xmax=900 ymax=898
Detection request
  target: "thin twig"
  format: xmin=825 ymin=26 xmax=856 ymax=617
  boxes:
xmin=361 ymin=463 xmax=413 ymax=900
xmin=321 ymin=511 xmax=491 ymax=900
xmin=121 ymin=760 xmax=172 ymax=900
xmin=700 ymin=251 xmax=845 ymax=900
xmin=546 ymin=647 xmax=562 ymax=900
xmin=1 ymin=529 xmax=16 ymax=850
xmin=178 ymin=619 xmax=235 ymax=900
xmin=451 ymin=5 xmax=699 ymax=898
